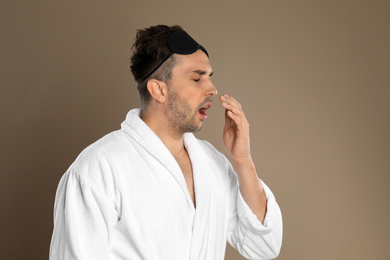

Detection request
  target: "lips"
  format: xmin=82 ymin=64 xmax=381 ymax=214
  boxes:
xmin=198 ymin=103 xmax=212 ymax=120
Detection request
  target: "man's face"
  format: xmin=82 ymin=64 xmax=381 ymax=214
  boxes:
xmin=166 ymin=50 xmax=217 ymax=135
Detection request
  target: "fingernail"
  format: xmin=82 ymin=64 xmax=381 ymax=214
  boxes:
xmin=224 ymin=94 xmax=229 ymax=97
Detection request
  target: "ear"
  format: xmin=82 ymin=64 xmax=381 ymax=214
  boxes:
xmin=147 ymin=79 xmax=167 ymax=103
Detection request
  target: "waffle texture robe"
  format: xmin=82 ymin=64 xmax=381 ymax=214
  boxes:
xmin=50 ymin=108 xmax=283 ymax=260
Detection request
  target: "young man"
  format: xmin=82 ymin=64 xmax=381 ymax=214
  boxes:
xmin=50 ymin=25 xmax=282 ymax=259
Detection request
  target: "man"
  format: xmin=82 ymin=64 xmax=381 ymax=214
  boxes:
xmin=50 ymin=25 xmax=282 ymax=259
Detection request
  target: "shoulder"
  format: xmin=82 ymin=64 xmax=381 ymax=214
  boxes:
xmin=194 ymin=137 xmax=231 ymax=170
xmin=55 ymin=131 xmax=127 ymax=205
xmin=197 ymin=138 xmax=220 ymax=155
xmin=77 ymin=130 xmax=125 ymax=161
xmin=66 ymin=129 xmax=129 ymax=182
xmin=191 ymin=136 xmax=238 ymax=188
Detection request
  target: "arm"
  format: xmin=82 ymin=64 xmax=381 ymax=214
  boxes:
xmin=49 ymin=170 xmax=118 ymax=260
xmin=220 ymin=94 xmax=267 ymax=222
xmin=220 ymin=94 xmax=283 ymax=258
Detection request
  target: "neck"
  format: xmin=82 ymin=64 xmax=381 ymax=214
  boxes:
xmin=140 ymin=106 xmax=186 ymax=156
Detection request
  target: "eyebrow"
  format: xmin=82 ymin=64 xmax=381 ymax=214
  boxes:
xmin=192 ymin=70 xmax=214 ymax=77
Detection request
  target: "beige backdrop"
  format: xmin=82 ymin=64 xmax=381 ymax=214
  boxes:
xmin=1 ymin=0 xmax=389 ymax=259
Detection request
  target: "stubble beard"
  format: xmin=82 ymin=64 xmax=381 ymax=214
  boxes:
xmin=167 ymin=88 xmax=203 ymax=137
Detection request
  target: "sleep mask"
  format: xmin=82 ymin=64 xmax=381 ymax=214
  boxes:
xmin=138 ymin=29 xmax=208 ymax=84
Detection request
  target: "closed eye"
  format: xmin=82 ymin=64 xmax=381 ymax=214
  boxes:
xmin=191 ymin=70 xmax=213 ymax=82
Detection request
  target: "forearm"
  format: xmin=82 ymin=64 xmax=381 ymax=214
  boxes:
xmin=233 ymin=156 xmax=267 ymax=224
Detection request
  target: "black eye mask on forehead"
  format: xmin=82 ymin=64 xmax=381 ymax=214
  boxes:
xmin=137 ymin=29 xmax=208 ymax=85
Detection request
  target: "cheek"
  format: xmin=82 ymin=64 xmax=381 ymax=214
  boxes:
xmin=187 ymin=87 xmax=201 ymax=97
xmin=188 ymin=88 xmax=204 ymax=106
xmin=171 ymin=78 xmax=204 ymax=103
xmin=177 ymin=84 xmax=202 ymax=99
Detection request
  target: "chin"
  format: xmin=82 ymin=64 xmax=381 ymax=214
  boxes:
xmin=183 ymin=122 xmax=203 ymax=134
xmin=192 ymin=126 xmax=202 ymax=133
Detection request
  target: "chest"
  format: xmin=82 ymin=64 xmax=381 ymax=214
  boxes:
xmin=113 ymin=143 xmax=232 ymax=223
xmin=176 ymin=155 xmax=196 ymax=208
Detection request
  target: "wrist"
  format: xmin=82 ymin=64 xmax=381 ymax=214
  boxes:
xmin=232 ymin=155 xmax=254 ymax=169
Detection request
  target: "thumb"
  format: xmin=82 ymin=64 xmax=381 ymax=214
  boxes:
xmin=224 ymin=109 xmax=232 ymax=131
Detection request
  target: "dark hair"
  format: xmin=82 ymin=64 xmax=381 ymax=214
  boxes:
xmin=130 ymin=25 xmax=183 ymax=108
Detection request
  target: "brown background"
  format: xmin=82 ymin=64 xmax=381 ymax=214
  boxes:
xmin=1 ymin=0 xmax=389 ymax=259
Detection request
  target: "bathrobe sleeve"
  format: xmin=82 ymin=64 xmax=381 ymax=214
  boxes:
xmin=226 ymin=163 xmax=283 ymax=259
xmin=49 ymin=169 xmax=118 ymax=260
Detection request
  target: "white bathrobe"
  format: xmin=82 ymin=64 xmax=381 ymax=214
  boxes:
xmin=50 ymin=108 xmax=283 ymax=260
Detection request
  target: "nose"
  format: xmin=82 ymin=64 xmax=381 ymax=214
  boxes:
xmin=205 ymin=80 xmax=217 ymax=97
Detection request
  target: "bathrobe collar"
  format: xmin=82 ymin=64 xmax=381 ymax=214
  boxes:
xmin=120 ymin=109 xmax=212 ymax=219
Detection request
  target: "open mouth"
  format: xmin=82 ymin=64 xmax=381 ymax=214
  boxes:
xmin=198 ymin=103 xmax=212 ymax=120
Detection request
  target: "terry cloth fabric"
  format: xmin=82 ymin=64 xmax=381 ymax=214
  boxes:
xmin=49 ymin=108 xmax=283 ymax=260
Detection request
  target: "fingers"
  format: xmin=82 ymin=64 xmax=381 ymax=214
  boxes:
xmin=222 ymin=94 xmax=241 ymax=108
xmin=224 ymin=107 xmax=232 ymax=127
xmin=219 ymin=94 xmax=248 ymax=130
xmin=220 ymin=94 xmax=239 ymax=114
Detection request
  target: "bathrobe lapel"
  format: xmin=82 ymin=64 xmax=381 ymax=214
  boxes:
xmin=121 ymin=109 xmax=195 ymax=211
xmin=184 ymin=133 xmax=213 ymax=259
xmin=122 ymin=109 xmax=215 ymax=258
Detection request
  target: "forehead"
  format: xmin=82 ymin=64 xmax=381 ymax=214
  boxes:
xmin=173 ymin=49 xmax=212 ymax=74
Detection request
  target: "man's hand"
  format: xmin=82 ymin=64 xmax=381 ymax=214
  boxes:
xmin=219 ymin=94 xmax=251 ymax=164
xmin=219 ymin=94 xmax=267 ymax=223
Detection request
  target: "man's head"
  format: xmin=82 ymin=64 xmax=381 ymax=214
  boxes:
xmin=165 ymin=49 xmax=215 ymax=135
xmin=130 ymin=25 xmax=217 ymax=136
xmin=130 ymin=25 xmax=208 ymax=109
